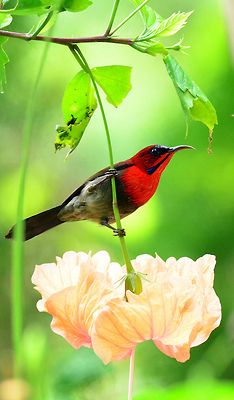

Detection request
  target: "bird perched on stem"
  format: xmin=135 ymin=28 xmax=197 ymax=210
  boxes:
xmin=5 ymin=144 xmax=193 ymax=241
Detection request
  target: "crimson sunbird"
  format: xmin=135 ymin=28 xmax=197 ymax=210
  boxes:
xmin=5 ymin=144 xmax=193 ymax=241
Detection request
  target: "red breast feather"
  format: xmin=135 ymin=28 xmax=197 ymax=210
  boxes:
xmin=120 ymin=166 xmax=160 ymax=207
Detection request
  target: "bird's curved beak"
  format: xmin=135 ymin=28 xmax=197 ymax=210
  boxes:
xmin=169 ymin=145 xmax=195 ymax=153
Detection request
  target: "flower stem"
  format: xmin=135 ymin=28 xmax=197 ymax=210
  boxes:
xmin=110 ymin=0 xmax=150 ymax=36
xmin=68 ymin=44 xmax=134 ymax=274
xmin=128 ymin=349 xmax=136 ymax=400
xmin=104 ymin=0 xmax=121 ymax=36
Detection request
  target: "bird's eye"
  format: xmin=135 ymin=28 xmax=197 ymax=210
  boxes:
xmin=150 ymin=146 xmax=169 ymax=156
xmin=151 ymin=147 xmax=160 ymax=156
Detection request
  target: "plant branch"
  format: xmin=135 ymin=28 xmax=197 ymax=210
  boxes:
xmin=110 ymin=0 xmax=150 ymax=36
xmin=69 ymin=44 xmax=134 ymax=274
xmin=104 ymin=0 xmax=121 ymax=36
xmin=0 ymin=29 xmax=133 ymax=45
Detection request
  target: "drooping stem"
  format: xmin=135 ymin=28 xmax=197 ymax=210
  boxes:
xmin=128 ymin=349 xmax=136 ymax=400
xmin=104 ymin=0 xmax=121 ymax=36
xmin=110 ymin=0 xmax=150 ymax=36
xmin=68 ymin=45 xmax=134 ymax=274
xmin=11 ymin=30 xmax=53 ymax=380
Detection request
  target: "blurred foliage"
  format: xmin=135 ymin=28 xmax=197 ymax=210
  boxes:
xmin=0 ymin=0 xmax=234 ymax=399
xmin=134 ymin=380 xmax=234 ymax=400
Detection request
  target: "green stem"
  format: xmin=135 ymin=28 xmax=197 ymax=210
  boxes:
xmin=29 ymin=11 xmax=54 ymax=40
xmin=11 ymin=29 xmax=54 ymax=380
xmin=104 ymin=0 xmax=121 ymax=36
xmin=69 ymin=45 xmax=134 ymax=274
xmin=110 ymin=0 xmax=150 ymax=36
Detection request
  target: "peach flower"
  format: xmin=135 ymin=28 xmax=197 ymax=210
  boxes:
xmin=32 ymin=251 xmax=221 ymax=364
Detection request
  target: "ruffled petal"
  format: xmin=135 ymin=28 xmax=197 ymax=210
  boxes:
xmin=92 ymin=254 xmax=221 ymax=363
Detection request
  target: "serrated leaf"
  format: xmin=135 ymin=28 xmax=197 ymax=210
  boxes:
xmin=164 ymin=54 xmax=218 ymax=132
xmin=138 ymin=11 xmax=193 ymax=41
xmin=0 ymin=13 xmax=12 ymax=28
xmin=0 ymin=37 xmax=9 ymax=93
xmin=92 ymin=65 xmax=132 ymax=107
xmin=55 ymin=70 xmax=97 ymax=153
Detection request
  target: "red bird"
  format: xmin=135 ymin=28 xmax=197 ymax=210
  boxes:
xmin=5 ymin=144 xmax=193 ymax=241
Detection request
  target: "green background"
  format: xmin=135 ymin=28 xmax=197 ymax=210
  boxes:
xmin=0 ymin=0 xmax=234 ymax=399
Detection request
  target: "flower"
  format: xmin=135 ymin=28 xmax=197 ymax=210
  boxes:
xmin=32 ymin=251 xmax=221 ymax=364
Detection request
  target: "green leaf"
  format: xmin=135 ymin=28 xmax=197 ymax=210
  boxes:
xmin=138 ymin=11 xmax=193 ymax=41
xmin=0 ymin=37 xmax=9 ymax=93
xmin=130 ymin=0 xmax=159 ymax=29
xmin=164 ymin=54 xmax=218 ymax=132
xmin=63 ymin=0 xmax=92 ymax=12
xmin=0 ymin=13 xmax=12 ymax=28
xmin=132 ymin=41 xmax=168 ymax=56
xmin=9 ymin=0 xmax=51 ymax=15
xmin=55 ymin=70 xmax=97 ymax=153
xmin=92 ymin=65 xmax=132 ymax=107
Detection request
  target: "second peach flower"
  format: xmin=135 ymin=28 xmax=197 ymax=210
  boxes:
xmin=32 ymin=251 xmax=221 ymax=364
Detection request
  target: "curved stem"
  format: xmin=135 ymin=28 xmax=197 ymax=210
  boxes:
xmin=110 ymin=0 xmax=150 ymax=36
xmin=128 ymin=349 xmax=136 ymax=400
xmin=69 ymin=45 xmax=134 ymax=274
xmin=104 ymin=0 xmax=121 ymax=36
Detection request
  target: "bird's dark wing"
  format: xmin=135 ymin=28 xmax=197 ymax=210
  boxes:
xmin=61 ymin=161 xmax=133 ymax=207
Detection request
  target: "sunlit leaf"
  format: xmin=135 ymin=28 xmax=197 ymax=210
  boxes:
xmin=164 ymin=54 xmax=218 ymax=133
xmin=55 ymin=70 xmax=97 ymax=153
xmin=138 ymin=11 xmax=193 ymax=41
xmin=92 ymin=65 xmax=132 ymax=107
xmin=0 ymin=13 xmax=12 ymax=28
xmin=0 ymin=38 xmax=9 ymax=93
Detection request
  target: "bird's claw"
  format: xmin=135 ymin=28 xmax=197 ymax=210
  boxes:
xmin=105 ymin=168 xmax=118 ymax=177
xmin=113 ymin=228 xmax=126 ymax=237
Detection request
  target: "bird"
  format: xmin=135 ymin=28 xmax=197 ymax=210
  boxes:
xmin=5 ymin=144 xmax=193 ymax=241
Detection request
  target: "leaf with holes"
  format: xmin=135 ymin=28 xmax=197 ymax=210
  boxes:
xmin=92 ymin=65 xmax=132 ymax=107
xmin=55 ymin=70 xmax=97 ymax=153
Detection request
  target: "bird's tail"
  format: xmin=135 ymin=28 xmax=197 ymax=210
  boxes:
xmin=5 ymin=205 xmax=64 ymax=241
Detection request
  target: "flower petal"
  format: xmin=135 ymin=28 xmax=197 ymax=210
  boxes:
xmin=92 ymin=254 xmax=221 ymax=363
xmin=32 ymin=251 xmax=124 ymax=349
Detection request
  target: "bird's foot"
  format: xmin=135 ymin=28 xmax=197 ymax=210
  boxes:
xmin=113 ymin=228 xmax=126 ymax=237
xmin=104 ymin=168 xmax=118 ymax=177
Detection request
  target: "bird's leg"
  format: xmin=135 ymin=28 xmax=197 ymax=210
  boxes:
xmin=100 ymin=218 xmax=126 ymax=237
